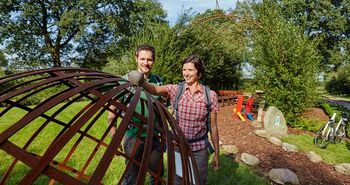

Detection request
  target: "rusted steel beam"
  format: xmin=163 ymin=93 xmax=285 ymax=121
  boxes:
xmin=0 ymin=68 xmax=200 ymax=184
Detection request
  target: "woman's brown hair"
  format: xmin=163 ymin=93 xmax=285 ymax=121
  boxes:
xmin=182 ymin=55 xmax=205 ymax=79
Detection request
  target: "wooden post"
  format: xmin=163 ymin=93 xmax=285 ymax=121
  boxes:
xmin=257 ymin=104 xmax=264 ymax=123
xmin=255 ymin=90 xmax=264 ymax=123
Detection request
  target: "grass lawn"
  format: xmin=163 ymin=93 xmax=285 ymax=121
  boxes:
xmin=283 ymin=93 xmax=350 ymax=165
xmin=208 ymin=154 xmax=270 ymax=185
xmin=282 ymin=134 xmax=350 ymax=164
xmin=0 ymin=102 xmax=124 ymax=184
xmin=0 ymin=102 xmax=269 ymax=184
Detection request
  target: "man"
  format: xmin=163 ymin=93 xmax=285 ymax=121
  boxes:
xmin=108 ymin=44 xmax=164 ymax=185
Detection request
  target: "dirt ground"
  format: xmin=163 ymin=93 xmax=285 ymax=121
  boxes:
xmin=217 ymin=105 xmax=350 ymax=185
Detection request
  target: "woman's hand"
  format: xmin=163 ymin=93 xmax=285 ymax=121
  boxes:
xmin=211 ymin=153 xmax=220 ymax=171
xmin=127 ymin=70 xmax=144 ymax=86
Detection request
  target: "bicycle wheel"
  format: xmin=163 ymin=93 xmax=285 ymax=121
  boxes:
xmin=314 ymin=124 xmax=332 ymax=148
xmin=335 ymin=122 xmax=346 ymax=143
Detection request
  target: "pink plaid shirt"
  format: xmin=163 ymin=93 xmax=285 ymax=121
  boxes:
xmin=166 ymin=83 xmax=219 ymax=151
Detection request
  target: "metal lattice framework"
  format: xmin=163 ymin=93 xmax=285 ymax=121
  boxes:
xmin=0 ymin=68 xmax=199 ymax=185
xmin=182 ymin=10 xmax=262 ymax=46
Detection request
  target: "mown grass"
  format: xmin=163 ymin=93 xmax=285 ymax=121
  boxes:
xmin=0 ymin=102 xmax=124 ymax=184
xmin=282 ymin=134 xmax=350 ymax=164
xmin=0 ymin=102 xmax=269 ymax=184
xmin=208 ymin=154 xmax=270 ymax=185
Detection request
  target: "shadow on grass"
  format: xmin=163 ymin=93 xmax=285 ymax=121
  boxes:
xmin=208 ymin=153 xmax=270 ymax=185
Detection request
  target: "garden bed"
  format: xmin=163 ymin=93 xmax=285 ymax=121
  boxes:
xmin=217 ymin=105 xmax=350 ymax=185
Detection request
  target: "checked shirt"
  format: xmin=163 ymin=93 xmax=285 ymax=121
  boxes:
xmin=166 ymin=83 xmax=219 ymax=151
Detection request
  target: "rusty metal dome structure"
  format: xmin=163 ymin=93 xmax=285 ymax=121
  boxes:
xmin=0 ymin=68 xmax=199 ymax=184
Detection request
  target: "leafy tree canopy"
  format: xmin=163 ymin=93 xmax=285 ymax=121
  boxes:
xmin=104 ymin=9 xmax=250 ymax=90
xmin=325 ymin=63 xmax=350 ymax=96
xmin=278 ymin=0 xmax=350 ymax=72
xmin=0 ymin=0 xmax=166 ymax=70
xmin=174 ymin=9 xmax=253 ymax=89
xmin=0 ymin=50 xmax=8 ymax=69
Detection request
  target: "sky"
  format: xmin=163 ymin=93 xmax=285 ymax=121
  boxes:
xmin=158 ymin=0 xmax=238 ymax=26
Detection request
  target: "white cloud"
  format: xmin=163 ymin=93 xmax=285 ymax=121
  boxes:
xmin=159 ymin=0 xmax=238 ymax=26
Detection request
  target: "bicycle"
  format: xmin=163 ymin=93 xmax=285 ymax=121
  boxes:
xmin=314 ymin=112 xmax=349 ymax=149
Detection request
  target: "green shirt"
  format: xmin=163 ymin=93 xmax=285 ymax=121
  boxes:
xmin=125 ymin=73 xmax=163 ymax=137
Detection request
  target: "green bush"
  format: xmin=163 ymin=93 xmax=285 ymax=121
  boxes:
xmin=321 ymin=103 xmax=350 ymax=137
xmin=325 ymin=64 xmax=350 ymax=96
xmin=290 ymin=118 xmax=323 ymax=132
xmin=290 ymin=102 xmax=350 ymax=133
xmin=322 ymin=103 xmax=350 ymax=121
xmin=322 ymin=103 xmax=333 ymax=115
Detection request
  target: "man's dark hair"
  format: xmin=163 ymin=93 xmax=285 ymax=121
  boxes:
xmin=135 ymin=44 xmax=155 ymax=60
xmin=182 ymin=55 xmax=205 ymax=79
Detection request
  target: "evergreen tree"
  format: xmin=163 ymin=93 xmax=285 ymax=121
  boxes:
xmin=252 ymin=0 xmax=321 ymax=122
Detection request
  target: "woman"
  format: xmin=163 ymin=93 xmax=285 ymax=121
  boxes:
xmin=129 ymin=55 xmax=220 ymax=185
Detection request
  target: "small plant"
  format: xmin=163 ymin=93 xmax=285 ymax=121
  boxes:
xmin=346 ymin=140 xmax=350 ymax=150
xmin=322 ymin=103 xmax=334 ymax=116
xmin=291 ymin=118 xmax=323 ymax=132
xmin=322 ymin=103 xmax=350 ymax=121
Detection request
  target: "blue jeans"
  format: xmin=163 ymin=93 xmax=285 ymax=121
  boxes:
xmin=122 ymin=135 xmax=164 ymax=185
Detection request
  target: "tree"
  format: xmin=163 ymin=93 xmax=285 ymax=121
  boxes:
xmin=103 ymin=6 xmax=253 ymax=91
xmin=174 ymin=9 xmax=252 ymax=90
xmin=325 ymin=64 xmax=350 ymax=96
xmin=156 ymin=9 xmax=251 ymax=89
xmin=103 ymin=22 xmax=189 ymax=82
xmin=103 ymin=8 xmax=200 ymax=83
xmin=0 ymin=50 xmax=8 ymax=76
xmin=278 ymin=0 xmax=350 ymax=72
xmin=0 ymin=51 xmax=8 ymax=69
xmin=0 ymin=0 xmax=166 ymax=69
xmin=251 ymin=0 xmax=321 ymax=122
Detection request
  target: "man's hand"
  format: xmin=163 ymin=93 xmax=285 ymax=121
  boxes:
xmin=127 ymin=70 xmax=144 ymax=86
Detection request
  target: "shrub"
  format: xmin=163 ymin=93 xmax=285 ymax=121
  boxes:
xmin=290 ymin=118 xmax=323 ymax=132
xmin=325 ymin=64 xmax=350 ymax=96
xmin=322 ymin=103 xmax=350 ymax=121
xmin=322 ymin=103 xmax=334 ymax=116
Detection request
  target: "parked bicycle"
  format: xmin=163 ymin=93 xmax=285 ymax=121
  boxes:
xmin=314 ymin=112 xmax=349 ymax=149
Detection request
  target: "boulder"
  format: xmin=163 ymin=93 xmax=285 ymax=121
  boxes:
xmin=334 ymin=163 xmax=350 ymax=176
xmin=241 ymin=153 xmax=260 ymax=166
xmin=282 ymin=142 xmax=298 ymax=152
xmin=221 ymin=144 xmax=239 ymax=154
xmin=307 ymin=151 xmax=322 ymax=163
xmin=268 ymin=137 xmax=282 ymax=146
xmin=269 ymin=168 xmax=300 ymax=184
xmin=254 ymin=129 xmax=271 ymax=139
xmin=264 ymin=106 xmax=288 ymax=138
